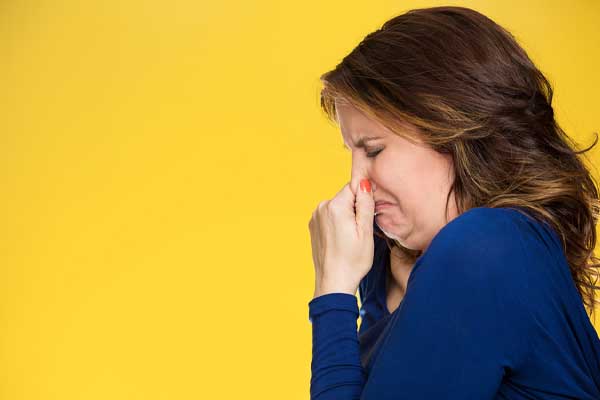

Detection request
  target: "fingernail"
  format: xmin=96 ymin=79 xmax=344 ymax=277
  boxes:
xmin=360 ymin=179 xmax=371 ymax=193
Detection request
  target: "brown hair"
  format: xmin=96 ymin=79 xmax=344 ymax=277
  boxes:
xmin=319 ymin=6 xmax=600 ymax=318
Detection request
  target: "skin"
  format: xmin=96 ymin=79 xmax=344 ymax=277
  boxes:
xmin=386 ymin=246 xmax=413 ymax=312
xmin=336 ymin=99 xmax=460 ymax=296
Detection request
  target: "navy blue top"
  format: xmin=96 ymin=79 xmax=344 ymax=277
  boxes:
xmin=308 ymin=206 xmax=600 ymax=399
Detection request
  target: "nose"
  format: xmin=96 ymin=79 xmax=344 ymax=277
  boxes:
xmin=350 ymin=156 xmax=377 ymax=196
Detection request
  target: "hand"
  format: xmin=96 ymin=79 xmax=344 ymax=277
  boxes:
xmin=308 ymin=178 xmax=376 ymax=299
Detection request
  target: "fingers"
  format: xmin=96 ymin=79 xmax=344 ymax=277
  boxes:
xmin=355 ymin=179 xmax=375 ymax=234
xmin=329 ymin=182 xmax=355 ymax=212
xmin=308 ymin=178 xmax=373 ymax=231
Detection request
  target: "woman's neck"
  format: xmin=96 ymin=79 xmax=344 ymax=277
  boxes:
xmin=388 ymin=245 xmax=416 ymax=296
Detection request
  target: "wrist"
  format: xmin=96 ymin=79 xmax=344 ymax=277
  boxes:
xmin=313 ymin=284 xmax=357 ymax=299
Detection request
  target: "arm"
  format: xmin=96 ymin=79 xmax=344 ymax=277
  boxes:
xmin=308 ymin=207 xmax=533 ymax=400
xmin=308 ymin=292 xmax=365 ymax=400
xmin=307 ymin=227 xmax=385 ymax=399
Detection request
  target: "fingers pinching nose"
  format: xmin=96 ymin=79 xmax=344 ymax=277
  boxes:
xmin=359 ymin=179 xmax=372 ymax=193
xmin=351 ymin=178 xmax=376 ymax=198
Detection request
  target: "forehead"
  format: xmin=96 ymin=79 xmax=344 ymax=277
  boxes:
xmin=334 ymin=99 xmax=424 ymax=148
xmin=335 ymin=101 xmax=390 ymax=143
xmin=335 ymin=101 xmax=378 ymax=129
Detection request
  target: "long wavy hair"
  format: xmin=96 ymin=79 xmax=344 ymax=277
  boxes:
xmin=319 ymin=6 xmax=600 ymax=318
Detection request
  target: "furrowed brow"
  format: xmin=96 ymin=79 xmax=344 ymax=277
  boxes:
xmin=342 ymin=135 xmax=382 ymax=150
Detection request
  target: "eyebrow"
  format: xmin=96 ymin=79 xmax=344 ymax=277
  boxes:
xmin=342 ymin=135 xmax=382 ymax=150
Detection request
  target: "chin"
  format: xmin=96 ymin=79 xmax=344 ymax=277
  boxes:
xmin=377 ymin=224 xmax=402 ymax=242
xmin=400 ymin=241 xmax=421 ymax=251
xmin=377 ymin=221 xmax=421 ymax=251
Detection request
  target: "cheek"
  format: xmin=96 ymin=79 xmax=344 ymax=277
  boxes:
xmin=370 ymin=162 xmax=397 ymax=190
xmin=375 ymin=157 xmax=414 ymax=189
xmin=375 ymin=161 xmax=425 ymax=211
xmin=372 ymin=163 xmax=408 ymax=201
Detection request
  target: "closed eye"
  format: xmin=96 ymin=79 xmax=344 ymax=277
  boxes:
xmin=366 ymin=148 xmax=383 ymax=158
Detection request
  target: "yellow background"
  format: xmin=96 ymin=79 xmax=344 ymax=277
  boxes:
xmin=1 ymin=0 xmax=599 ymax=398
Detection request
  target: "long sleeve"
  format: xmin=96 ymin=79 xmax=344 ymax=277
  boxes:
xmin=308 ymin=292 xmax=366 ymax=400
xmin=308 ymin=207 xmax=541 ymax=399
xmin=359 ymin=208 xmax=535 ymax=399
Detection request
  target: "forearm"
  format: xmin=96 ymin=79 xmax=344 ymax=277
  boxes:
xmin=309 ymin=293 xmax=366 ymax=400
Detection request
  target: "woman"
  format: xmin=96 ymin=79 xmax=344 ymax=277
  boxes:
xmin=307 ymin=6 xmax=600 ymax=399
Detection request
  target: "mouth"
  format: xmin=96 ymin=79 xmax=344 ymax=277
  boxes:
xmin=375 ymin=202 xmax=395 ymax=212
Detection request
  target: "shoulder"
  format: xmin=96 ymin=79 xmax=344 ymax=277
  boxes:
xmin=434 ymin=206 xmax=528 ymax=241
xmin=426 ymin=206 xmax=558 ymax=256
xmin=411 ymin=206 xmax=557 ymax=287
xmin=425 ymin=206 xmax=529 ymax=259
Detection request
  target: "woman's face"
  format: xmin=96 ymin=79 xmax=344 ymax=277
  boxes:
xmin=335 ymin=100 xmax=459 ymax=253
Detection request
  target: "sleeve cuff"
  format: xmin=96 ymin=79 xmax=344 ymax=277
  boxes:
xmin=308 ymin=292 xmax=359 ymax=323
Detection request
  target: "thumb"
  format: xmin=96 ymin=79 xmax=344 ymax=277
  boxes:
xmin=355 ymin=178 xmax=375 ymax=234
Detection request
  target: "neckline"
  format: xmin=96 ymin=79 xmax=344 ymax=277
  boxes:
xmin=377 ymin=242 xmax=427 ymax=316
xmin=383 ymin=265 xmax=400 ymax=315
xmin=378 ymin=246 xmax=407 ymax=316
xmin=374 ymin=241 xmax=391 ymax=315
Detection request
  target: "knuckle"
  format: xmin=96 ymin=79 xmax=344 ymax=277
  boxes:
xmin=317 ymin=201 xmax=328 ymax=215
xmin=326 ymin=200 xmax=339 ymax=214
